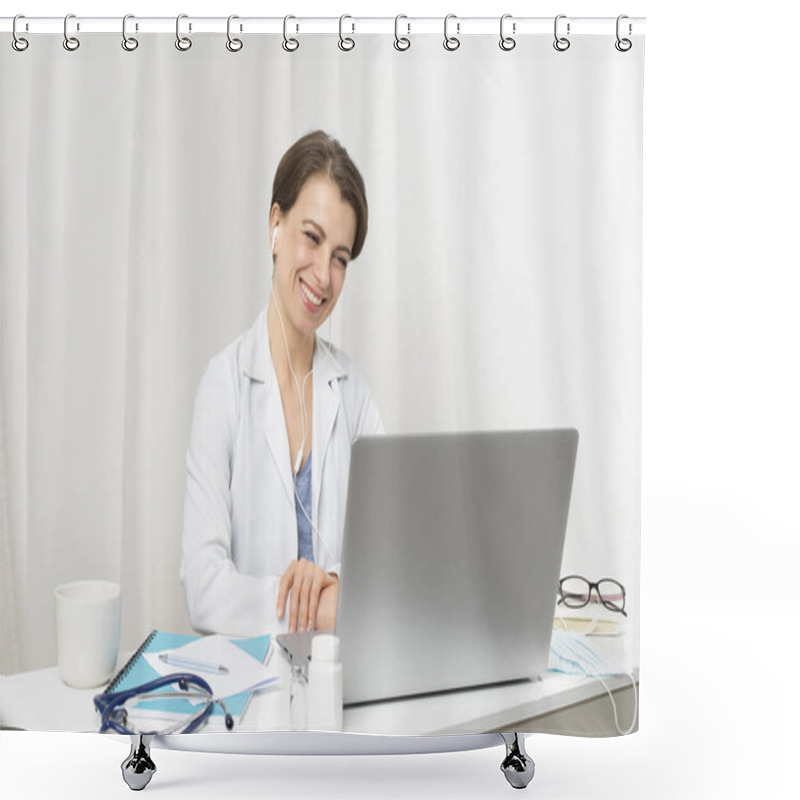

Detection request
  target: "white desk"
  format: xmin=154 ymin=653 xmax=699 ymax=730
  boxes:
xmin=0 ymin=636 xmax=637 ymax=737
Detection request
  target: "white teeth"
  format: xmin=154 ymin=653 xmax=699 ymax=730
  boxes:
xmin=301 ymin=283 xmax=323 ymax=307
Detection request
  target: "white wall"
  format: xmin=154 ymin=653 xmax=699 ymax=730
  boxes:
xmin=2 ymin=1 xmax=798 ymax=799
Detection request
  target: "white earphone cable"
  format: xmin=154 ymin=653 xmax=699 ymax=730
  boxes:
xmin=268 ymin=243 xmax=337 ymax=563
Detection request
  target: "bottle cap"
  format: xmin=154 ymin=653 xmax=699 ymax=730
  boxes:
xmin=311 ymin=633 xmax=341 ymax=662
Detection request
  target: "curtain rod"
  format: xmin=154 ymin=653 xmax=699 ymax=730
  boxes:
xmin=2 ymin=16 xmax=646 ymax=37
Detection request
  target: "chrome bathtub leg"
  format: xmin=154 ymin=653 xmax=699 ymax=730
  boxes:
xmin=121 ymin=734 xmax=157 ymax=791
xmin=500 ymin=732 xmax=535 ymax=789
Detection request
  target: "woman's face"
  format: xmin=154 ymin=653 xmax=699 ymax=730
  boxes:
xmin=270 ymin=175 xmax=357 ymax=340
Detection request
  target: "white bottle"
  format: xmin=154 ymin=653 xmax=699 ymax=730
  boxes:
xmin=306 ymin=634 xmax=343 ymax=731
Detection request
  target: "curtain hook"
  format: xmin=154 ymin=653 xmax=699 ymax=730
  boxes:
xmin=499 ymin=13 xmax=516 ymax=51
xmin=12 ymin=14 xmax=29 ymax=52
xmin=553 ymin=14 xmax=570 ymax=52
xmin=394 ymin=14 xmax=411 ymax=51
xmin=122 ymin=14 xmax=139 ymax=52
xmin=226 ymin=15 xmax=243 ymax=52
xmin=338 ymin=14 xmax=355 ymax=51
xmin=175 ymin=14 xmax=192 ymax=51
xmin=63 ymin=13 xmax=80 ymax=51
xmin=443 ymin=14 xmax=460 ymax=51
xmin=283 ymin=15 xmax=299 ymax=52
xmin=615 ymin=15 xmax=632 ymax=52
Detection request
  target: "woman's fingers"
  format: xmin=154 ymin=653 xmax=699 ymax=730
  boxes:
xmin=287 ymin=559 xmax=309 ymax=632
xmin=276 ymin=561 xmax=298 ymax=619
xmin=293 ymin=567 xmax=312 ymax=633
xmin=279 ymin=561 xmax=338 ymax=631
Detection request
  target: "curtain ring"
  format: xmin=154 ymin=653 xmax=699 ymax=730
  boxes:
xmin=443 ymin=14 xmax=460 ymax=51
xmin=615 ymin=15 xmax=632 ymax=52
xmin=338 ymin=15 xmax=355 ymax=51
xmin=175 ymin=14 xmax=192 ymax=51
xmin=553 ymin=14 xmax=570 ymax=52
xmin=63 ymin=13 xmax=80 ymax=51
xmin=226 ymin=15 xmax=243 ymax=52
xmin=499 ymin=14 xmax=516 ymax=51
xmin=122 ymin=14 xmax=139 ymax=51
xmin=393 ymin=15 xmax=411 ymax=51
xmin=283 ymin=15 xmax=299 ymax=52
xmin=12 ymin=15 xmax=29 ymax=52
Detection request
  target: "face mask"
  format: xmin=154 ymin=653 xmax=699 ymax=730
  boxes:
xmin=549 ymin=629 xmax=613 ymax=676
xmin=548 ymin=629 xmax=639 ymax=735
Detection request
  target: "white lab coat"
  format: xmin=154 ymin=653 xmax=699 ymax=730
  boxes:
xmin=180 ymin=307 xmax=383 ymax=636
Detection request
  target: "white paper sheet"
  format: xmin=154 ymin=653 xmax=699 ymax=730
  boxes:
xmin=144 ymin=636 xmax=276 ymax=701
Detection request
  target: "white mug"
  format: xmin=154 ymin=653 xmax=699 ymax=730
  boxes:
xmin=55 ymin=580 xmax=121 ymax=688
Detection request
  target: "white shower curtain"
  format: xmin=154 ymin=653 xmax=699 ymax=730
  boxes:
xmin=1 ymin=25 xmax=643 ymax=722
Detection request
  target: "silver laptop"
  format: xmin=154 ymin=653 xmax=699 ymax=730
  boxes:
xmin=279 ymin=428 xmax=579 ymax=706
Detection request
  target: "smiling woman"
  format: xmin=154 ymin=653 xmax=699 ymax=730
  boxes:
xmin=269 ymin=175 xmax=355 ymax=340
xmin=180 ymin=131 xmax=383 ymax=638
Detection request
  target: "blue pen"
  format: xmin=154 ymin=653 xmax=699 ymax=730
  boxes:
xmin=158 ymin=653 xmax=229 ymax=675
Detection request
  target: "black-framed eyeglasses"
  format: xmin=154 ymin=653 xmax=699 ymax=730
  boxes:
xmin=557 ymin=575 xmax=627 ymax=617
xmin=94 ymin=673 xmax=234 ymax=735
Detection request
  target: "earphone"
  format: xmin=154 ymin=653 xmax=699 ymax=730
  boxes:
xmin=271 ymin=228 xmax=279 ymax=278
xmin=271 ymin=284 xmax=311 ymax=475
xmin=267 ymin=232 xmax=338 ymax=563
xmin=270 ymin=221 xmax=311 ymax=473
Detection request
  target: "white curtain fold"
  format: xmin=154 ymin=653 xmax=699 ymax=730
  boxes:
xmin=1 ymin=33 xmax=643 ymax=688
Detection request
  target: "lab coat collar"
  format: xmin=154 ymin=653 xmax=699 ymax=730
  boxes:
xmin=241 ymin=306 xmax=346 ymax=386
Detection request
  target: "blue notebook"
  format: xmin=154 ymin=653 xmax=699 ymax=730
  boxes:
xmin=105 ymin=629 xmax=272 ymax=723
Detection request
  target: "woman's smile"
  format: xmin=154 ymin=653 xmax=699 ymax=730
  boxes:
xmin=299 ymin=277 xmax=326 ymax=311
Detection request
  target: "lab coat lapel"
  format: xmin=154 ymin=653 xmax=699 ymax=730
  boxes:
xmin=256 ymin=376 xmax=294 ymax=511
xmin=243 ymin=308 xmax=295 ymax=521
xmin=312 ymin=342 xmax=346 ymax=548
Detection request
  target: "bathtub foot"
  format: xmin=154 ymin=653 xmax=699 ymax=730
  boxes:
xmin=122 ymin=735 xmax=157 ymax=791
xmin=500 ymin=733 xmax=535 ymax=789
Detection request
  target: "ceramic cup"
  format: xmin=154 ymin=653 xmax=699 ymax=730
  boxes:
xmin=55 ymin=580 xmax=121 ymax=688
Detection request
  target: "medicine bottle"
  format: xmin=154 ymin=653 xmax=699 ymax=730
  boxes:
xmin=306 ymin=634 xmax=343 ymax=731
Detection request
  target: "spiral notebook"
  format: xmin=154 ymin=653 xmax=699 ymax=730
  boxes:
xmin=105 ymin=629 xmax=272 ymax=726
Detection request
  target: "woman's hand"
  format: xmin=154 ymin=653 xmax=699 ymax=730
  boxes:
xmin=276 ymin=559 xmax=339 ymax=632
xmin=314 ymin=580 xmax=339 ymax=631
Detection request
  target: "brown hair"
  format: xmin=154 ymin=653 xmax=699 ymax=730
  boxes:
xmin=271 ymin=131 xmax=368 ymax=260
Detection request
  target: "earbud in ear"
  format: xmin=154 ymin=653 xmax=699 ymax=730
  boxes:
xmin=271 ymin=228 xmax=279 ymax=251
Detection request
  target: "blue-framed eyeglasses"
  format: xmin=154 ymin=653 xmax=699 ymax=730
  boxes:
xmin=94 ymin=673 xmax=234 ymax=735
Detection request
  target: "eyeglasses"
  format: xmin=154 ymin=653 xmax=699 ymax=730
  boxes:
xmin=94 ymin=673 xmax=234 ymax=735
xmin=557 ymin=575 xmax=627 ymax=617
